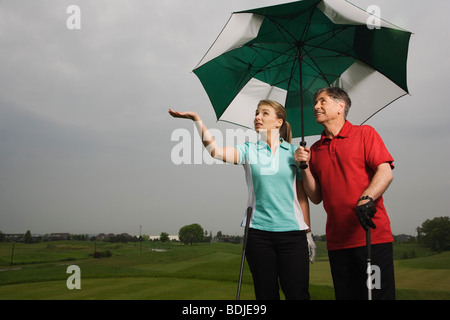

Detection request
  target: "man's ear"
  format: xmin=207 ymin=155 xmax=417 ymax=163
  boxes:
xmin=338 ymin=100 xmax=345 ymax=115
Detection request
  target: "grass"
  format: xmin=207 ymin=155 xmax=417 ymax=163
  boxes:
xmin=0 ymin=240 xmax=448 ymax=300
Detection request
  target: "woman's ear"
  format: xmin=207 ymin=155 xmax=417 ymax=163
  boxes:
xmin=277 ymin=118 xmax=283 ymax=129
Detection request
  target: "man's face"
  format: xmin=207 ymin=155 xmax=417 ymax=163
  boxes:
xmin=313 ymin=92 xmax=345 ymax=124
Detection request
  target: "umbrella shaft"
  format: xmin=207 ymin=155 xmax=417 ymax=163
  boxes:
xmin=297 ymin=54 xmax=309 ymax=170
xmin=298 ymin=54 xmax=305 ymax=142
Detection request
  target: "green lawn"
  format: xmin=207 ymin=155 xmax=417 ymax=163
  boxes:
xmin=0 ymin=241 xmax=448 ymax=300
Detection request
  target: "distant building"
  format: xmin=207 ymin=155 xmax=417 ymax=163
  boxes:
xmin=96 ymin=233 xmax=108 ymax=241
xmin=149 ymin=235 xmax=179 ymax=241
xmin=48 ymin=233 xmax=70 ymax=241
xmin=4 ymin=233 xmax=25 ymax=242
xmin=4 ymin=233 xmax=42 ymax=243
xmin=395 ymin=234 xmax=414 ymax=242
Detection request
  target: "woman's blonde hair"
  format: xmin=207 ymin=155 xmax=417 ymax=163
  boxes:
xmin=257 ymin=100 xmax=292 ymax=143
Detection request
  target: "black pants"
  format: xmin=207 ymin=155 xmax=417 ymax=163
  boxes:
xmin=245 ymin=228 xmax=310 ymax=300
xmin=328 ymin=242 xmax=396 ymax=300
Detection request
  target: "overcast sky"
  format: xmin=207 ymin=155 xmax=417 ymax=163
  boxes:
xmin=0 ymin=0 xmax=449 ymax=237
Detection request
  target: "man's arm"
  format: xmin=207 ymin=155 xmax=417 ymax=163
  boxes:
xmin=358 ymin=162 xmax=393 ymax=206
xmin=295 ymin=147 xmax=322 ymax=205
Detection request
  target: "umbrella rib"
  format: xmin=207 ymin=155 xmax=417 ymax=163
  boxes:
xmin=300 ymin=7 xmax=317 ymax=45
xmin=246 ymin=9 xmax=354 ymax=87
xmin=265 ymin=17 xmax=298 ymax=44
xmin=299 ymin=26 xmax=358 ymax=86
xmin=247 ymin=45 xmax=297 ymax=76
xmin=286 ymin=56 xmax=300 ymax=96
xmin=246 ymin=33 xmax=357 ymax=93
xmin=305 ymin=26 xmax=356 ymax=58
xmin=264 ymin=4 xmax=317 ymax=46
xmin=301 ymin=48 xmax=334 ymax=86
xmin=250 ymin=43 xmax=297 ymax=58
xmin=360 ymin=93 xmax=409 ymax=125
xmin=194 ymin=15 xmax=234 ymax=70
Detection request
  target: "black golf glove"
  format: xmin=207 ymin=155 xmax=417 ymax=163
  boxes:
xmin=355 ymin=197 xmax=377 ymax=231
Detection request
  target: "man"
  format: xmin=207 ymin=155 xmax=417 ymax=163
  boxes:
xmin=295 ymin=87 xmax=396 ymax=300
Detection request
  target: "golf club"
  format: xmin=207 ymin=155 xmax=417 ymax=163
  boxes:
xmin=367 ymin=228 xmax=372 ymax=300
xmin=236 ymin=207 xmax=252 ymax=300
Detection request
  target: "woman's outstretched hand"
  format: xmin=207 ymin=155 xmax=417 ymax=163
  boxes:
xmin=168 ymin=109 xmax=200 ymax=121
xmin=169 ymin=109 xmax=239 ymax=165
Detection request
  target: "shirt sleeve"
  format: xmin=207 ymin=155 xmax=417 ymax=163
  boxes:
xmin=364 ymin=126 xmax=395 ymax=170
xmin=235 ymin=142 xmax=250 ymax=165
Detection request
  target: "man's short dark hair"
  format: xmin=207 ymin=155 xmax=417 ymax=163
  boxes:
xmin=314 ymin=87 xmax=352 ymax=118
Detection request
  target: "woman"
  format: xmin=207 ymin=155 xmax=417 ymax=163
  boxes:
xmin=169 ymin=100 xmax=315 ymax=300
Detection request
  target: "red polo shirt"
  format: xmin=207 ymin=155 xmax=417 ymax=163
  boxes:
xmin=310 ymin=121 xmax=394 ymax=251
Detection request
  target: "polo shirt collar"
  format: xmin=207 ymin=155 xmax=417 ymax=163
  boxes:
xmin=257 ymin=138 xmax=290 ymax=150
xmin=337 ymin=121 xmax=353 ymax=138
xmin=280 ymin=139 xmax=290 ymax=150
xmin=320 ymin=120 xmax=353 ymax=142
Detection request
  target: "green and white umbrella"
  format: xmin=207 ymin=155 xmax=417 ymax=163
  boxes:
xmin=193 ymin=0 xmax=412 ymax=141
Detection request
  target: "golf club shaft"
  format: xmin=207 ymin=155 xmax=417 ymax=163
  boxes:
xmin=236 ymin=207 xmax=252 ymax=300
xmin=367 ymin=228 xmax=372 ymax=301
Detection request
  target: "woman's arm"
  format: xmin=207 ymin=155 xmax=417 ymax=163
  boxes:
xmin=296 ymin=180 xmax=311 ymax=232
xmin=169 ymin=109 xmax=240 ymax=164
xmin=297 ymin=180 xmax=316 ymax=263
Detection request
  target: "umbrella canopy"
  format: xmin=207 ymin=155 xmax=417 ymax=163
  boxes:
xmin=193 ymin=0 xmax=412 ymax=139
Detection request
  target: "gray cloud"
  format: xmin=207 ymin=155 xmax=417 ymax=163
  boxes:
xmin=0 ymin=0 xmax=449 ymax=237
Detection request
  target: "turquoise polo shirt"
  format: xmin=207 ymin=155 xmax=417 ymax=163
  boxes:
xmin=235 ymin=139 xmax=309 ymax=232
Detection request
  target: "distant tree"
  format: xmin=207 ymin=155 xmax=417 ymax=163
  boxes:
xmin=24 ymin=230 xmax=33 ymax=243
xmin=179 ymin=224 xmax=204 ymax=245
xmin=0 ymin=231 xmax=5 ymax=242
xmin=417 ymin=216 xmax=450 ymax=252
xmin=160 ymin=232 xmax=169 ymax=243
xmin=108 ymin=233 xmax=138 ymax=243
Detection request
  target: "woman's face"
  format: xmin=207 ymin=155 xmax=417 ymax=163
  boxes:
xmin=254 ymin=104 xmax=283 ymax=133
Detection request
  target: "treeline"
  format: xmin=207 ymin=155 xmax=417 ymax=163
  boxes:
xmin=0 ymin=231 xmax=140 ymax=244
xmin=2 ymin=216 xmax=448 ymax=251
xmin=416 ymin=216 xmax=450 ymax=252
xmin=177 ymin=216 xmax=450 ymax=251
xmin=177 ymin=224 xmax=245 ymax=245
